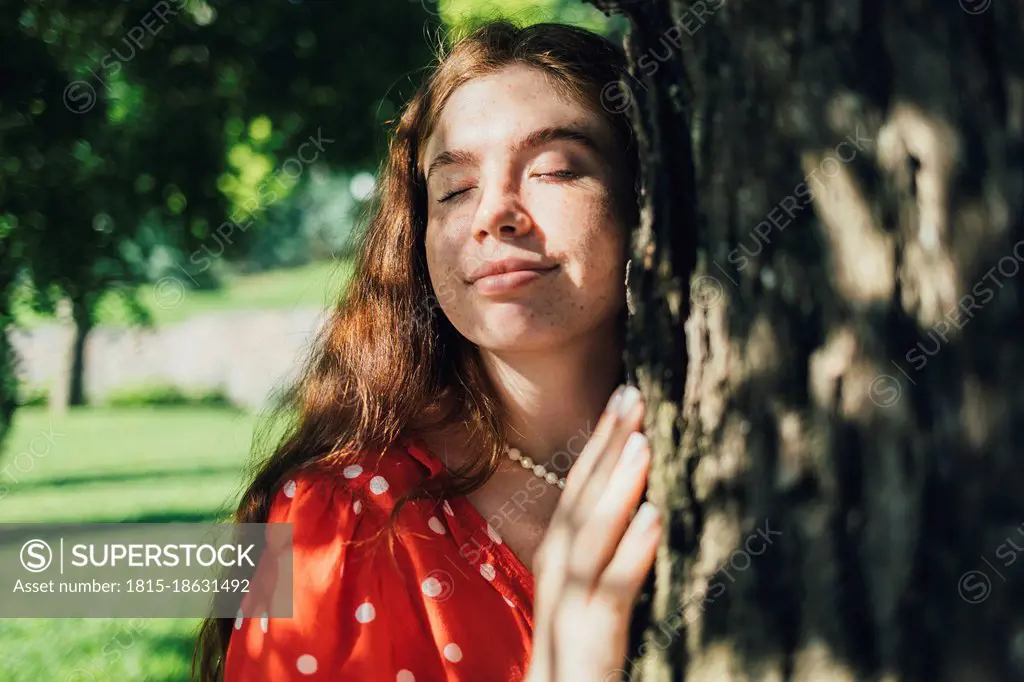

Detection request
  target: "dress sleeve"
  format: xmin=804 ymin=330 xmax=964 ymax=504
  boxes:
xmin=223 ymin=467 xmax=386 ymax=680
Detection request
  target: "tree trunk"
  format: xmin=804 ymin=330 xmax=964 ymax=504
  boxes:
xmin=596 ymin=0 xmax=1024 ymax=680
xmin=0 ymin=297 xmax=19 ymax=453
xmin=68 ymin=295 xmax=93 ymax=407
xmin=48 ymin=297 xmax=72 ymax=416
xmin=0 ymin=263 xmax=21 ymax=460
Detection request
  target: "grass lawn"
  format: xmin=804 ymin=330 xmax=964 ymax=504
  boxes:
xmin=142 ymin=259 xmax=353 ymax=327
xmin=15 ymin=258 xmax=354 ymax=328
xmin=0 ymin=405 xmax=267 ymax=682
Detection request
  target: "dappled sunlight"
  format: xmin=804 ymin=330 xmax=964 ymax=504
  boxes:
xmin=774 ymin=410 xmax=816 ymax=491
xmin=687 ymin=639 xmax=746 ymax=679
xmin=685 ymin=287 xmax=735 ymax=436
xmin=791 ymin=639 xmax=858 ymax=682
xmin=743 ymin=312 xmax=784 ymax=377
xmin=877 ymin=102 xmax=962 ymax=328
xmin=901 ymin=240 xmax=961 ymax=331
xmin=5 ymin=0 xmax=1023 ymax=677
xmin=801 ymin=150 xmax=895 ymax=306
xmin=825 ymin=90 xmax=883 ymax=145
xmin=692 ymin=416 xmax=749 ymax=491
xmin=692 ymin=512 xmax=741 ymax=587
xmin=960 ymin=374 xmax=1003 ymax=451
xmin=809 ymin=325 xmax=909 ymax=424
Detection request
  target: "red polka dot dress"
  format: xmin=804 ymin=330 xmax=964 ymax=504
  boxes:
xmin=224 ymin=438 xmax=535 ymax=681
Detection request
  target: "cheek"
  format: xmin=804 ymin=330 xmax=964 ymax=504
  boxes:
xmin=552 ymin=194 xmax=627 ymax=284
xmin=425 ymin=221 xmax=460 ymax=292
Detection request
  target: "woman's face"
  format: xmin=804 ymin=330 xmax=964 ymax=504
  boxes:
xmin=421 ymin=64 xmax=630 ymax=354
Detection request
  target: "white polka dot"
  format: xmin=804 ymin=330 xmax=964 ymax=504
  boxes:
xmin=487 ymin=524 xmax=502 ymax=544
xmin=442 ymin=500 xmax=454 ymax=516
xmin=480 ymin=563 xmax=496 ymax=581
xmin=355 ymin=601 xmax=376 ymax=623
xmin=503 ymin=596 xmax=515 ymax=607
xmin=421 ymin=577 xmax=442 ymax=597
xmin=369 ymin=475 xmax=389 ymax=495
xmin=428 ymin=516 xmax=446 ymax=535
xmin=343 ymin=464 xmax=363 ymax=478
xmin=353 ymin=500 xmax=362 ymax=514
xmin=296 ymin=654 xmax=318 ymax=674
xmin=443 ymin=643 xmax=463 ymax=663
xmin=283 ymin=480 xmax=297 ymax=498
xmin=260 ymin=613 xmax=269 ymax=633
xmin=397 ymin=671 xmax=416 ymax=682
xmin=233 ymin=609 xmax=243 ymax=629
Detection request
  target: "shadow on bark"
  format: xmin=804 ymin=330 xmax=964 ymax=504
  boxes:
xmin=593 ymin=0 xmax=1024 ymax=679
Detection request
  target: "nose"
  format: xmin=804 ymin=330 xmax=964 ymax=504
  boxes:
xmin=472 ymin=180 xmax=534 ymax=242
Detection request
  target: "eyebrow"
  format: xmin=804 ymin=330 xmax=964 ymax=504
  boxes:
xmin=424 ymin=125 xmax=604 ymax=182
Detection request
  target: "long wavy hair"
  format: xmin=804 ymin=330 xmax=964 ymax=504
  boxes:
xmin=193 ymin=19 xmax=639 ymax=681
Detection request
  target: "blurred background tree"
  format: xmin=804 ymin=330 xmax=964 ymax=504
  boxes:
xmin=443 ymin=0 xmax=626 ymax=37
xmin=0 ymin=0 xmax=435 ymax=415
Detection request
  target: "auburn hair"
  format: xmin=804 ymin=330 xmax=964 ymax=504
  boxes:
xmin=193 ymin=19 xmax=639 ymax=681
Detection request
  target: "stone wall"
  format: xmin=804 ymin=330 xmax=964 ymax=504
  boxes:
xmin=11 ymin=308 xmax=328 ymax=411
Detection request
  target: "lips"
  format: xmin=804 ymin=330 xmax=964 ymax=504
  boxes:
xmin=466 ymin=257 xmax=558 ymax=284
xmin=466 ymin=257 xmax=559 ymax=296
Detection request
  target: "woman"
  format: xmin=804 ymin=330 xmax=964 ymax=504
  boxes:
xmin=194 ymin=19 xmax=661 ymax=682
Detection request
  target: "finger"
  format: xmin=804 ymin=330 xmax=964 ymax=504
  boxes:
xmin=565 ymin=432 xmax=650 ymax=585
xmin=527 ymin=588 xmax=555 ymax=680
xmin=566 ymin=386 xmax=644 ymax=530
xmin=532 ymin=385 xmax=643 ymax=671
xmin=529 ymin=536 xmax=576 ymax=681
xmin=595 ymin=501 xmax=662 ymax=603
xmin=530 ymin=388 xmax=633 ymax=674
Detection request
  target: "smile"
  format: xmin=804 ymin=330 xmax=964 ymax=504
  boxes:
xmin=472 ymin=265 xmax=558 ymax=296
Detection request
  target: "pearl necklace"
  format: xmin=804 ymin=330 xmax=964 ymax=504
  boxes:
xmin=505 ymin=446 xmax=567 ymax=489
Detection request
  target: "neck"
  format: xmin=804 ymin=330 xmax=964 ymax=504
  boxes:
xmin=478 ymin=320 xmax=624 ymax=467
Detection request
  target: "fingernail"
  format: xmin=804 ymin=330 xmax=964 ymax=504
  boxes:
xmin=605 ymin=385 xmax=625 ymax=414
xmin=622 ymin=432 xmax=648 ymax=465
xmin=634 ymin=501 xmax=661 ymax=530
xmin=617 ymin=385 xmax=641 ymax=417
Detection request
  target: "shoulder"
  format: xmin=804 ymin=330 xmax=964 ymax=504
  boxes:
xmin=267 ymin=438 xmax=444 ymax=530
xmin=227 ymin=441 xmax=450 ymax=679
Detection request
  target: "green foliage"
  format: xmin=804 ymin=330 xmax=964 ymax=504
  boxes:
xmin=233 ymin=173 xmax=364 ymax=272
xmin=13 ymin=258 xmax=348 ymax=328
xmin=17 ymin=383 xmax=48 ymax=408
xmin=0 ymin=0 xmax=431 ymax=447
xmin=441 ymin=0 xmax=627 ymax=38
xmin=141 ymin=258 xmax=351 ymax=325
xmin=2 ymin=0 xmax=435 ymax=301
xmin=103 ymin=383 xmax=232 ymax=408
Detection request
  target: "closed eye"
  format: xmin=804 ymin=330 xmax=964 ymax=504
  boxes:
xmin=537 ymin=170 xmax=580 ymax=179
xmin=438 ymin=187 xmax=473 ymax=203
xmin=438 ymin=170 xmax=579 ymax=202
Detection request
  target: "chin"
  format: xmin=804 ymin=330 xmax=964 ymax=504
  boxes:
xmin=469 ymin=312 xmax=570 ymax=353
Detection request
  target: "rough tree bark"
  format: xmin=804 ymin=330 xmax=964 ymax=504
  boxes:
xmin=594 ymin=0 xmax=1024 ymax=680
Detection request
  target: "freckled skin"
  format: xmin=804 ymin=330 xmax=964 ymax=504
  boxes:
xmin=422 ymin=64 xmax=628 ymax=353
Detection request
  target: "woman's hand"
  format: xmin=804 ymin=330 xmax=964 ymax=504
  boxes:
xmin=527 ymin=384 xmax=661 ymax=682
